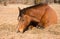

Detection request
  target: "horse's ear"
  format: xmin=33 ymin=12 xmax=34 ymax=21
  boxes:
xmin=18 ymin=7 xmax=21 ymax=21
xmin=18 ymin=7 xmax=21 ymax=17
xmin=18 ymin=7 xmax=21 ymax=11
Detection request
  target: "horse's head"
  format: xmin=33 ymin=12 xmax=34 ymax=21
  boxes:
xmin=17 ymin=7 xmax=31 ymax=33
xmin=18 ymin=15 xmax=31 ymax=33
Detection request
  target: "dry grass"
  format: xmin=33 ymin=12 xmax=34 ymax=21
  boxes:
xmin=0 ymin=4 xmax=60 ymax=39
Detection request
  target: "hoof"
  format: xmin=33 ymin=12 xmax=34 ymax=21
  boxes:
xmin=36 ymin=25 xmax=44 ymax=29
xmin=40 ymin=26 xmax=44 ymax=29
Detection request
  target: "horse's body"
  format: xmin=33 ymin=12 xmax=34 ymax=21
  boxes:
xmin=18 ymin=3 xmax=57 ymax=33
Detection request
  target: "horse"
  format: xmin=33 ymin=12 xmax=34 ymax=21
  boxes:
xmin=17 ymin=3 xmax=57 ymax=33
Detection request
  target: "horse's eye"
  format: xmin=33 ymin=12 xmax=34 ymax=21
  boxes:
xmin=21 ymin=19 xmax=24 ymax=21
xmin=22 ymin=19 xmax=24 ymax=21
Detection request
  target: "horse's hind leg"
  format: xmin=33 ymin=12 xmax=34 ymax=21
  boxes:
xmin=18 ymin=15 xmax=31 ymax=33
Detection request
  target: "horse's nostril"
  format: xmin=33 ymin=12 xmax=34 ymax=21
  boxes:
xmin=17 ymin=30 xmax=20 ymax=33
xmin=17 ymin=30 xmax=24 ymax=33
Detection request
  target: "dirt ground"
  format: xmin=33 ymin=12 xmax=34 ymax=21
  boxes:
xmin=0 ymin=4 xmax=60 ymax=39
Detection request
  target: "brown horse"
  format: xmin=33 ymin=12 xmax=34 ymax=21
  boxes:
xmin=17 ymin=3 xmax=57 ymax=33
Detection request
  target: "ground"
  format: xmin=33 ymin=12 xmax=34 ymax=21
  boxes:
xmin=0 ymin=3 xmax=60 ymax=39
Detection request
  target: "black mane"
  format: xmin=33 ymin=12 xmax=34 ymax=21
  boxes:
xmin=22 ymin=3 xmax=47 ymax=11
xmin=19 ymin=3 xmax=47 ymax=17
